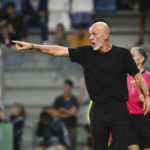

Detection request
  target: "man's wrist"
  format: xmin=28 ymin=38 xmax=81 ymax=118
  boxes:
xmin=144 ymin=93 xmax=150 ymax=98
xmin=29 ymin=43 xmax=34 ymax=50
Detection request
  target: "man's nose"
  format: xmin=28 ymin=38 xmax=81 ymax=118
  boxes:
xmin=90 ymin=35 xmax=93 ymax=41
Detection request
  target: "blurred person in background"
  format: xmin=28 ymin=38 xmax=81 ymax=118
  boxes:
xmin=69 ymin=23 xmax=91 ymax=75
xmin=0 ymin=109 xmax=8 ymax=122
xmin=127 ymin=47 xmax=150 ymax=150
xmin=51 ymin=23 xmax=69 ymax=47
xmin=22 ymin=0 xmax=48 ymax=43
xmin=78 ymin=82 xmax=89 ymax=105
xmin=82 ymin=124 xmax=92 ymax=150
xmin=52 ymin=79 xmax=78 ymax=150
xmin=35 ymin=106 xmax=70 ymax=150
xmin=1 ymin=0 xmax=24 ymax=15
xmin=78 ymin=82 xmax=90 ymax=125
xmin=10 ymin=103 xmax=27 ymax=150
xmin=69 ymin=23 xmax=91 ymax=47
xmin=136 ymin=0 xmax=150 ymax=45
xmin=0 ymin=0 xmax=4 ymax=19
xmin=50 ymin=23 xmax=70 ymax=77
xmin=0 ymin=2 xmax=24 ymax=47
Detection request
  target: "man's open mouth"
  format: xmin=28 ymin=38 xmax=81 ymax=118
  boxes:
xmin=92 ymin=42 xmax=96 ymax=47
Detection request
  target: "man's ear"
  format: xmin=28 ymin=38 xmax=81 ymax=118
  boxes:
xmin=140 ymin=56 xmax=145 ymax=64
xmin=104 ymin=32 xmax=109 ymax=40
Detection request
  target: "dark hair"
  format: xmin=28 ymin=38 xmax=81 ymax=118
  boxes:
xmin=64 ymin=79 xmax=74 ymax=87
xmin=6 ymin=2 xmax=16 ymax=8
xmin=135 ymin=47 xmax=147 ymax=64
xmin=57 ymin=23 xmax=64 ymax=28
xmin=13 ymin=103 xmax=27 ymax=119
xmin=42 ymin=106 xmax=52 ymax=112
xmin=76 ymin=23 xmax=88 ymax=30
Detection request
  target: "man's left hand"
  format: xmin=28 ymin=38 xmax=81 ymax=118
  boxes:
xmin=143 ymin=96 xmax=150 ymax=115
xmin=139 ymin=94 xmax=144 ymax=102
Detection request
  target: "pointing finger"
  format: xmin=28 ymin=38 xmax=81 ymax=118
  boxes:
xmin=12 ymin=40 xmax=20 ymax=43
xmin=12 ymin=40 xmax=23 ymax=44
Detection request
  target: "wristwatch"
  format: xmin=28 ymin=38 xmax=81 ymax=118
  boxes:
xmin=30 ymin=43 xmax=34 ymax=50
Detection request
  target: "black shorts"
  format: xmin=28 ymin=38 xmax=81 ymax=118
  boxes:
xmin=139 ymin=0 xmax=150 ymax=11
xmin=90 ymin=101 xmax=130 ymax=150
xmin=128 ymin=114 xmax=150 ymax=148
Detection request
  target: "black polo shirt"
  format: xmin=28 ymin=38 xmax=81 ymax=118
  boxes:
xmin=68 ymin=45 xmax=139 ymax=103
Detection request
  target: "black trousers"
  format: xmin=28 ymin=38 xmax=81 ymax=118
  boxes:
xmin=14 ymin=138 xmax=21 ymax=150
xmin=90 ymin=101 xmax=130 ymax=150
xmin=68 ymin=127 xmax=77 ymax=150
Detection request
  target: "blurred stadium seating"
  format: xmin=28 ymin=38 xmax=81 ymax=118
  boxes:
xmin=95 ymin=0 xmax=117 ymax=12
xmin=71 ymin=0 xmax=94 ymax=14
xmin=48 ymin=0 xmax=70 ymax=12
xmin=48 ymin=12 xmax=71 ymax=31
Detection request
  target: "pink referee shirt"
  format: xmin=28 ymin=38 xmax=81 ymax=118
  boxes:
xmin=127 ymin=71 xmax=150 ymax=115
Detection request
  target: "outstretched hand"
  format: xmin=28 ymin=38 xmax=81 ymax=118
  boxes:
xmin=12 ymin=40 xmax=32 ymax=51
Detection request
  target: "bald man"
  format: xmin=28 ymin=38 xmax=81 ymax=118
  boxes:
xmin=13 ymin=22 xmax=150 ymax=150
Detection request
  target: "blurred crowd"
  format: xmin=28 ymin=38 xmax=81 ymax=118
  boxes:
xmin=0 ymin=79 xmax=93 ymax=150
xmin=0 ymin=103 xmax=27 ymax=150
xmin=0 ymin=0 xmax=48 ymax=47
xmin=0 ymin=0 xmax=93 ymax=47
xmin=0 ymin=0 xmax=149 ymax=47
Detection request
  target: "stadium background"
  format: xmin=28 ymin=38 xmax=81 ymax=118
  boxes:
xmin=0 ymin=0 xmax=150 ymax=150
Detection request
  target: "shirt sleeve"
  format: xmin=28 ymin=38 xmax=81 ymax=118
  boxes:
xmin=68 ymin=46 xmax=88 ymax=65
xmin=124 ymin=50 xmax=139 ymax=76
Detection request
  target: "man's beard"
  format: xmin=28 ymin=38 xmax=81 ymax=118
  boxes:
xmin=92 ymin=45 xmax=102 ymax=51
xmin=93 ymin=48 xmax=99 ymax=51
